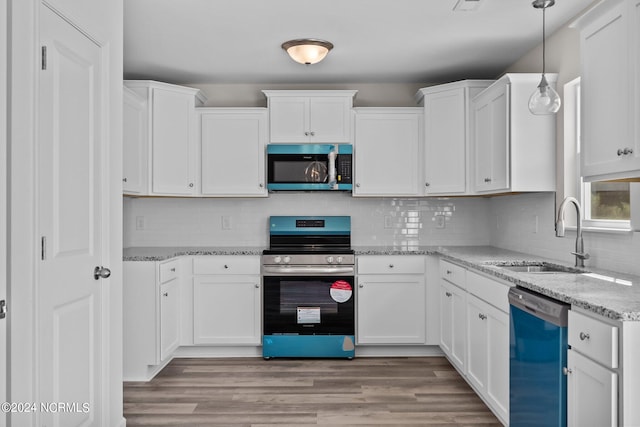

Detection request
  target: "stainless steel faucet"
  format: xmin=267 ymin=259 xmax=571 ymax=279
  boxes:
xmin=556 ymin=196 xmax=590 ymax=267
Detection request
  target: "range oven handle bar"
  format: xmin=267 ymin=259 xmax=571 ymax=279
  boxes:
xmin=262 ymin=266 xmax=355 ymax=276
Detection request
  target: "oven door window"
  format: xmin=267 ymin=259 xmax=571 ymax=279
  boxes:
xmin=263 ymin=276 xmax=354 ymax=335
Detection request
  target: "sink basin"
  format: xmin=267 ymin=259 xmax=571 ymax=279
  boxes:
xmin=495 ymin=262 xmax=587 ymax=274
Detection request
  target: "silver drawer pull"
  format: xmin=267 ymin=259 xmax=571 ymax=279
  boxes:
xmin=163 ymin=292 xmax=169 ymax=297
xmin=388 ymin=264 xmax=394 ymax=268
xmin=478 ymin=313 xmax=487 ymax=320
xmin=445 ymin=292 xmax=452 ymax=297
xmin=563 ymin=367 xmax=572 ymax=375
xmin=170 ymin=268 xmax=176 ymax=272
xmin=579 ymin=332 xmax=590 ymax=341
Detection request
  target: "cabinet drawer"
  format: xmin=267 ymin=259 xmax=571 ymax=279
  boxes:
xmin=357 ymin=255 xmax=425 ymax=274
xmin=466 ymin=270 xmax=511 ymax=313
xmin=193 ymin=255 xmax=260 ymax=275
xmin=440 ymin=260 xmax=466 ymax=289
xmin=569 ymin=310 xmax=618 ymax=369
xmin=158 ymin=259 xmax=179 ymax=283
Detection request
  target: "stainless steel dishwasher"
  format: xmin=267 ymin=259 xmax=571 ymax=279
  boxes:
xmin=508 ymin=287 xmax=570 ymax=427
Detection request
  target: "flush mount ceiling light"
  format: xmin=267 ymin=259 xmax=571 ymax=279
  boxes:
xmin=281 ymin=39 xmax=334 ymax=65
xmin=528 ymin=0 xmax=561 ymax=115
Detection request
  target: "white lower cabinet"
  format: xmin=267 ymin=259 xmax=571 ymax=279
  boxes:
xmin=439 ymin=259 xmax=510 ymax=425
xmin=123 ymin=258 xmax=181 ymax=380
xmin=192 ymin=256 xmax=261 ymax=345
xmin=356 ymin=255 xmax=426 ymax=344
xmin=440 ymin=261 xmax=467 ymax=373
xmin=566 ymin=309 xmax=619 ymax=427
xmin=465 ymin=292 xmax=509 ymax=424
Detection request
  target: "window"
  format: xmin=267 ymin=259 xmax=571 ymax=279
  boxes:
xmin=566 ymin=78 xmax=631 ymax=230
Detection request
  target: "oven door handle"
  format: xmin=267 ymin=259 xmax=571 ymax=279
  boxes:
xmin=262 ymin=266 xmax=355 ymax=275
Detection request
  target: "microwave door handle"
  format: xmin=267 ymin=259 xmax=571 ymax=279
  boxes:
xmin=328 ymin=148 xmax=337 ymax=189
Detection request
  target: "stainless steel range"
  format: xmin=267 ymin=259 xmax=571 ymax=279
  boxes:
xmin=261 ymin=216 xmax=355 ymax=359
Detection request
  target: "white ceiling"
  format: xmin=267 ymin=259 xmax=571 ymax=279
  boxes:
xmin=123 ymin=0 xmax=593 ymax=85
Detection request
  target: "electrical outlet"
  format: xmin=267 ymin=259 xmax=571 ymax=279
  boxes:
xmin=435 ymin=214 xmax=446 ymax=229
xmin=221 ymin=215 xmax=232 ymax=230
xmin=135 ymin=216 xmax=145 ymax=230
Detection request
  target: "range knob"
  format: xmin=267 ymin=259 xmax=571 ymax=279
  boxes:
xmin=336 ymin=256 xmax=343 ymax=264
xmin=283 ymin=256 xmax=291 ymax=264
xmin=326 ymin=256 xmax=335 ymax=264
xmin=273 ymin=256 xmax=282 ymax=264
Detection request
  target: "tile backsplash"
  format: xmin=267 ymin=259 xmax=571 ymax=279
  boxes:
xmin=124 ymin=191 xmax=639 ymax=275
xmin=123 ymin=193 xmax=491 ymax=249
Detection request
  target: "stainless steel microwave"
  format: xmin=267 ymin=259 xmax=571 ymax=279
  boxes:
xmin=266 ymin=144 xmax=353 ymax=191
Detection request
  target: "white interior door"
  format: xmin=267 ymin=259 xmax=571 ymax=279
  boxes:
xmin=38 ymin=5 xmax=106 ymax=426
xmin=0 ymin=0 xmax=8 ymax=424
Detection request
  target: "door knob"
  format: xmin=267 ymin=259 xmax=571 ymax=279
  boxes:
xmin=93 ymin=266 xmax=111 ymax=280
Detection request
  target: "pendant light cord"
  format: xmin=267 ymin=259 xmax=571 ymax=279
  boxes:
xmin=542 ymin=6 xmax=546 ymax=76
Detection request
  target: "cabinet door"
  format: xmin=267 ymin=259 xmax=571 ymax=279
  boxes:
xmin=160 ymin=278 xmax=180 ymax=361
xmin=353 ymin=110 xmax=421 ymax=196
xmin=440 ymin=280 xmax=467 ymax=373
xmin=308 ymin=97 xmax=352 ymax=143
xmin=151 ymin=88 xmax=197 ymax=195
xmin=424 ymin=88 xmax=467 ymax=194
xmin=357 ymin=274 xmax=426 ymax=344
xmin=123 ymin=88 xmax=146 ymax=194
xmin=466 ymin=295 xmax=488 ymax=391
xmin=200 ymin=109 xmax=267 ymax=196
xmin=580 ymin=1 xmax=640 ymax=180
xmin=193 ymin=276 xmax=261 ymax=345
xmin=268 ymin=96 xmax=309 ymax=142
xmin=466 ymin=293 xmax=509 ymax=424
xmin=567 ymin=349 xmax=618 ymax=427
xmin=473 ymin=85 xmax=509 ymax=193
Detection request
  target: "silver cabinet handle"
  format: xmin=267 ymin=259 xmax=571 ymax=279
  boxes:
xmin=478 ymin=313 xmax=487 ymax=320
xmin=304 ymin=131 xmax=310 ymax=136
xmin=224 ymin=264 xmax=229 ymax=269
xmin=356 ymin=183 xmax=361 ymax=188
xmin=0 ymin=300 xmax=6 ymax=319
xmin=93 ymin=266 xmax=111 ymax=280
xmin=445 ymin=292 xmax=452 ymax=297
xmin=359 ymin=283 xmax=364 ymax=288
xmin=122 ymin=177 xmax=127 ymax=182
xmin=446 ymin=270 xmax=452 ymax=275
xmin=484 ymin=178 xmax=491 ymax=183
xmin=618 ymin=147 xmax=635 ymax=156
xmin=259 ymin=183 xmax=264 ymax=188
xmin=579 ymin=332 xmax=590 ymax=341
xmin=388 ymin=264 xmax=394 ymax=268
xmin=425 ymin=182 xmax=430 ymax=187
xmin=310 ymin=131 xmax=315 ymax=136
xmin=255 ymin=284 xmax=259 ymax=289
xmin=162 ymin=292 xmax=169 ymax=297
xmin=170 ymin=268 xmax=176 ymax=272
xmin=563 ymin=367 xmax=572 ymax=375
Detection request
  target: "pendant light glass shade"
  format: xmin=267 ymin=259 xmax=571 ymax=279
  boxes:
xmin=528 ymin=0 xmax=561 ymax=115
xmin=282 ymin=39 xmax=334 ymax=65
xmin=529 ymin=74 xmax=561 ymax=114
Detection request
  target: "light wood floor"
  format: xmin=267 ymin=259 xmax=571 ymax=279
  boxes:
xmin=123 ymin=356 xmax=502 ymax=426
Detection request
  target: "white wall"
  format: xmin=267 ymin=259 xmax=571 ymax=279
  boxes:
xmin=124 ymin=194 xmax=491 ymax=249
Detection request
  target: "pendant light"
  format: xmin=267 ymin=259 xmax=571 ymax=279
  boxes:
xmin=281 ymin=39 xmax=334 ymax=65
xmin=528 ymin=0 xmax=561 ymax=115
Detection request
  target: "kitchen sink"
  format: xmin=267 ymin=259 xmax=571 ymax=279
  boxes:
xmin=495 ymin=262 xmax=587 ymax=274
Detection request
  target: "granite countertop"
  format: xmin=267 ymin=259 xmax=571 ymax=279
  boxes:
xmin=123 ymin=246 xmax=264 ymax=261
xmin=123 ymin=245 xmax=640 ymax=321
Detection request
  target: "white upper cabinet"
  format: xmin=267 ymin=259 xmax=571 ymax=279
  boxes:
xmin=263 ymin=90 xmax=356 ymax=143
xmin=124 ymin=80 xmax=206 ymax=196
xmin=573 ymin=0 xmax=640 ymax=181
xmin=471 ymin=74 xmax=556 ymax=194
xmin=123 ymin=87 xmax=147 ymax=195
xmin=198 ymin=108 xmax=268 ymax=197
xmin=417 ymin=81 xmax=492 ymax=195
xmin=353 ymin=107 xmax=423 ymax=196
